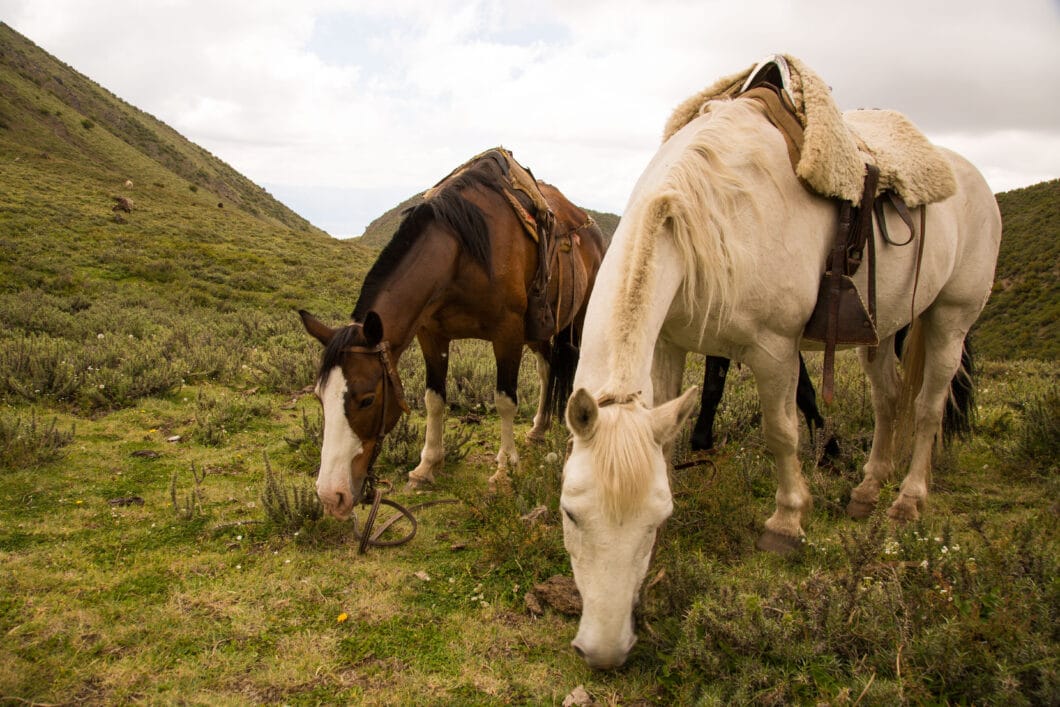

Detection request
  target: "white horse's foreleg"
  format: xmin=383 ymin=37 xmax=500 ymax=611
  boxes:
xmin=407 ymin=389 xmax=446 ymax=488
xmin=752 ymin=351 xmax=810 ymax=553
xmin=651 ymin=340 xmax=687 ymax=460
xmin=526 ymin=351 xmax=550 ymax=443
xmin=651 ymin=339 xmax=686 ymax=405
xmin=848 ymin=341 xmax=902 ymax=518
xmin=490 ymin=391 xmax=519 ymax=490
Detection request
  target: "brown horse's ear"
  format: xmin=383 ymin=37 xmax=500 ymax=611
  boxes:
xmin=566 ymin=388 xmax=598 ymax=440
xmin=363 ymin=311 xmax=384 ymax=347
xmin=299 ymin=309 xmax=335 ymax=346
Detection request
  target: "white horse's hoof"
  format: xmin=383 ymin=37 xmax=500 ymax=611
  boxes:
xmin=525 ymin=429 xmax=547 ymax=444
xmin=846 ymin=498 xmax=876 ymax=520
xmin=756 ymin=529 xmax=804 ymax=555
xmin=487 ymin=471 xmax=511 ymax=494
xmin=887 ymin=494 xmax=922 ymax=523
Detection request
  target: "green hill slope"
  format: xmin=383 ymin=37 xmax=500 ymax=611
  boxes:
xmin=0 ymin=24 xmax=374 ymax=410
xmin=975 ymin=179 xmax=1059 ymax=361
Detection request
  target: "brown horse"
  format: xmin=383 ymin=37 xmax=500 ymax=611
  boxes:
xmin=300 ymin=150 xmax=606 ymax=520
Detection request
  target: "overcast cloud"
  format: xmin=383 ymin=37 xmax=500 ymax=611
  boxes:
xmin=3 ymin=0 xmax=1058 ymax=237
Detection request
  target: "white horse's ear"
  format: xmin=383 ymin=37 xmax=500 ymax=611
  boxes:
xmin=566 ymin=388 xmax=599 ymax=439
xmin=651 ymin=386 xmax=699 ymax=446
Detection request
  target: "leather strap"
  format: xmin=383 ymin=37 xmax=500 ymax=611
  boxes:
xmin=741 ymin=85 xmax=804 ymax=172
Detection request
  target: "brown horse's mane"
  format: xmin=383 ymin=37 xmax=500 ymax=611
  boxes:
xmin=352 ymin=157 xmax=505 ymax=322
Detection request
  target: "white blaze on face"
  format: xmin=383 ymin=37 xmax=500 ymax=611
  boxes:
xmin=316 ymin=366 xmax=363 ymax=519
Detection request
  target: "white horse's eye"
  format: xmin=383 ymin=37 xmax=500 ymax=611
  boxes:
xmin=561 ymin=506 xmax=579 ymax=526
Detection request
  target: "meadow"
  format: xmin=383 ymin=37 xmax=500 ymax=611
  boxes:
xmin=1 ymin=317 xmax=1056 ymax=704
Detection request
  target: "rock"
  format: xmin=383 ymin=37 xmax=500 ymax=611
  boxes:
xmin=562 ymin=685 xmax=592 ymax=706
xmin=524 ymin=591 xmax=544 ymax=616
xmin=107 ymin=496 xmax=144 ymax=506
xmin=532 ymin=575 xmax=582 ymax=616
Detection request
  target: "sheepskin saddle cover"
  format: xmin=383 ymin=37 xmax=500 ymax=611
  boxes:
xmin=663 ymin=54 xmax=956 ymax=207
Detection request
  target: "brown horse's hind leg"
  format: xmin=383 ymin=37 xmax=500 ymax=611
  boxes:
xmin=526 ymin=348 xmax=550 ymax=444
xmin=489 ymin=336 xmax=523 ymax=491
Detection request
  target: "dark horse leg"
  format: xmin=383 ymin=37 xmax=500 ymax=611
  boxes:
xmin=691 ymin=354 xmax=839 ymax=462
xmin=407 ymin=331 xmax=450 ymax=488
xmin=690 ymin=356 xmax=730 ymax=452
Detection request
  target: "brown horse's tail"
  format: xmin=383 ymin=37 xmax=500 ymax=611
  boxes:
xmin=544 ymin=323 xmax=580 ymax=422
xmin=894 ymin=319 xmax=977 ymax=455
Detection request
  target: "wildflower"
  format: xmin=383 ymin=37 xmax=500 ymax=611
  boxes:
xmin=337 ymin=612 xmax=349 ymax=623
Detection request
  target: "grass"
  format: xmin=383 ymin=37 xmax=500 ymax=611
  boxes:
xmin=0 ymin=355 xmax=1056 ymax=705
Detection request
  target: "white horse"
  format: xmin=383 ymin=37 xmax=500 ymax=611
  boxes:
xmin=560 ymin=97 xmax=1001 ymax=669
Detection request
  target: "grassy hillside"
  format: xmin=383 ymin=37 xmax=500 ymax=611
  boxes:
xmin=975 ymin=179 xmax=1059 ymax=361
xmin=0 ymin=23 xmax=380 ymax=413
xmin=0 ymin=23 xmax=313 ymax=232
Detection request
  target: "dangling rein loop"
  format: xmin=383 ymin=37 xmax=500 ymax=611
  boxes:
xmin=354 ymin=486 xmax=459 ymax=554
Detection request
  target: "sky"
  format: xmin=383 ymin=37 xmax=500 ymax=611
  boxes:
xmin=3 ymin=0 xmax=1059 ymax=238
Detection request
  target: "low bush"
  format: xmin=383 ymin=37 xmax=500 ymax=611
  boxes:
xmin=0 ymin=408 xmax=74 ymax=471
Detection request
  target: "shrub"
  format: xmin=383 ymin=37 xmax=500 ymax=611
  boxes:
xmin=261 ymin=454 xmax=322 ymax=532
xmin=668 ymin=516 xmax=1059 ymax=705
xmin=0 ymin=408 xmax=74 ymax=471
xmin=189 ymin=389 xmax=273 ymax=446
xmin=170 ymin=463 xmax=205 ymax=520
xmin=1007 ymin=386 xmax=1059 ymax=476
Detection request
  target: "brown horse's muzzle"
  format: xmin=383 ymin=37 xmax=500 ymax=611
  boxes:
xmin=316 ymin=446 xmax=375 ymax=520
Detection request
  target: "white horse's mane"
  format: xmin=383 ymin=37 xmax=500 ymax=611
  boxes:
xmin=608 ymin=99 xmax=771 ymax=387
xmin=595 ymin=100 xmax=777 ymax=519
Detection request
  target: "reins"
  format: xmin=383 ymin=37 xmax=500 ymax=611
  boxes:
xmin=339 ymin=341 xmax=457 ymax=554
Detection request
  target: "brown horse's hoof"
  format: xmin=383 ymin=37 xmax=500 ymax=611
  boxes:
xmin=756 ymin=529 xmax=804 ymax=555
xmin=846 ymin=498 xmax=876 ymax=520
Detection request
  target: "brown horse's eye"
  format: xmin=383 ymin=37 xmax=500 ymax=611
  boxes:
xmin=358 ymin=395 xmax=375 ymax=410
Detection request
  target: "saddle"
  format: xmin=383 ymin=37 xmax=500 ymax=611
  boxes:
xmin=427 ymin=147 xmax=559 ymax=340
xmin=694 ymin=56 xmax=944 ymax=402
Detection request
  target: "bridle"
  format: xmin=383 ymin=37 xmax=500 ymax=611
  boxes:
xmin=335 ymin=340 xmax=460 ymax=553
xmin=337 ymin=340 xmax=418 ymax=553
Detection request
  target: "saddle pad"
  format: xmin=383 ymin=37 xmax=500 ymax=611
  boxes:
xmin=844 ymin=109 xmax=956 ymax=207
xmin=663 ymin=55 xmax=956 ymax=207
